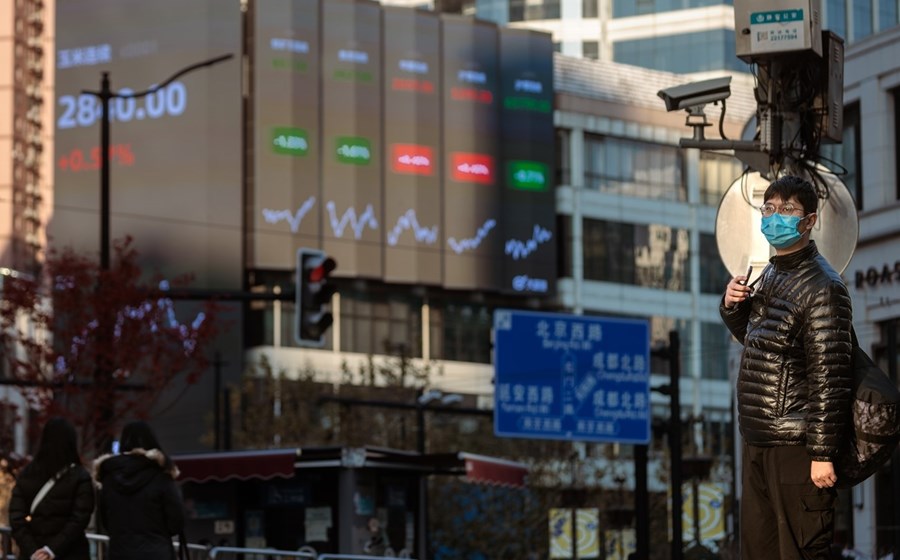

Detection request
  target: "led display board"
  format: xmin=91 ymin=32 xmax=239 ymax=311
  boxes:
xmin=499 ymin=28 xmax=556 ymax=295
xmin=57 ymin=0 xmax=556 ymax=296
xmin=253 ymin=0 xmax=321 ymax=269
xmin=53 ymin=0 xmax=242 ymax=289
xmin=320 ymin=0 xmax=384 ymax=278
xmin=441 ymin=16 xmax=502 ymax=291
xmin=382 ymin=7 xmax=443 ymax=285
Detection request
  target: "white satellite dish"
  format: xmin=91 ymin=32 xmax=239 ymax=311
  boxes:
xmin=715 ymin=168 xmax=858 ymax=284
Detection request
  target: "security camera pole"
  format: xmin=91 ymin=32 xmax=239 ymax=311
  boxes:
xmin=658 ymin=2 xmax=844 ymax=179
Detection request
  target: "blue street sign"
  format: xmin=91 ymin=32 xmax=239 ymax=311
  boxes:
xmin=493 ymin=309 xmax=651 ymax=444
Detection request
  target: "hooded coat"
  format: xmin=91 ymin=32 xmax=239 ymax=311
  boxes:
xmin=7 ymin=463 xmax=94 ymax=560
xmin=92 ymin=449 xmax=184 ymax=560
xmin=720 ymin=242 xmax=854 ymax=461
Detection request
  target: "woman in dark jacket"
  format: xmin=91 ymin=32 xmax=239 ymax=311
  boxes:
xmin=92 ymin=421 xmax=184 ymax=560
xmin=8 ymin=417 xmax=95 ymax=560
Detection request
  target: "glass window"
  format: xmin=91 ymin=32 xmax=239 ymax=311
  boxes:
xmin=879 ymin=0 xmax=899 ymax=31
xmin=700 ymin=321 xmax=733 ymax=380
xmin=524 ymin=0 xmax=561 ymax=20
xmin=826 ymin=0 xmax=847 ymax=39
xmin=583 ymin=219 xmax=635 ymax=284
xmin=435 ymin=302 xmax=492 ymax=363
xmin=475 ymin=0 xmax=509 ymax=25
xmin=583 ymin=0 xmax=598 ymax=18
xmin=854 ymin=0 xmax=874 ymax=40
xmin=820 ymin=103 xmax=862 ymax=208
xmin=699 ymin=233 xmax=729 ymax=294
xmin=340 ymin=291 xmax=422 ymax=357
xmin=509 ymin=0 xmax=525 ymax=21
xmin=699 ymin=151 xmax=743 ymax=206
xmin=613 ymin=30 xmax=747 ymax=74
xmin=557 ymin=214 xmax=572 ymax=278
xmin=875 ymin=319 xmax=899 ymax=382
xmin=701 ymin=416 xmax=734 ymax=456
xmin=556 ymin=129 xmax=570 ymax=186
xmin=582 ymin=41 xmax=599 ymax=60
xmin=582 ymin=219 xmax=690 ymax=292
xmin=584 ymin=134 xmax=686 ymax=201
xmin=614 ymin=0 xmax=733 ymax=18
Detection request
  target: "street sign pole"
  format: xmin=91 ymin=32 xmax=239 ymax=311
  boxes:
xmin=494 ymin=310 xmax=651 ymax=559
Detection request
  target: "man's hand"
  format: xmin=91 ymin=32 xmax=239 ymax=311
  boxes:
xmin=723 ymin=275 xmax=753 ymax=309
xmin=811 ymin=461 xmax=837 ymax=488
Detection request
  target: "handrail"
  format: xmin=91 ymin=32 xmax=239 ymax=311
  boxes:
xmin=208 ymin=546 xmax=316 ymax=559
xmin=318 ymin=555 xmax=410 ymax=560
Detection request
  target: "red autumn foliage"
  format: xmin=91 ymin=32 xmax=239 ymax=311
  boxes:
xmin=0 ymin=237 xmax=220 ymax=456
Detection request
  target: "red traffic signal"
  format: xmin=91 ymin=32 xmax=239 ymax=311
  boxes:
xmin=296 ymin=248 xmax=338 ymax=347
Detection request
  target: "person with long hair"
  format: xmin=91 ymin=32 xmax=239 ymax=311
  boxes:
xmin=92 ymin=420 xmax=184 ymax=560
xmin=7 ymin=417 xmax=95 ymax=560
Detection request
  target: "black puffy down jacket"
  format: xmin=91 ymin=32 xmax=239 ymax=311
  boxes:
xmin=93 ymin=449 xmax=184 ymax=560
xmin=720 ymin=242 xmax=853 ymax=461
xmin=8 ymin=463 xmax=95 ymax=560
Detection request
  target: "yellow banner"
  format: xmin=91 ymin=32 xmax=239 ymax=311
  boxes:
xmin=678 ymin=482 xmax=727 ymax=543
xmin=549 ymin=508 xmax=600 ymax=559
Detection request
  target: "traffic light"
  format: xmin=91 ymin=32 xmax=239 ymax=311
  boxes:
xmin=296 ymin=248 xmax=337 ymax=347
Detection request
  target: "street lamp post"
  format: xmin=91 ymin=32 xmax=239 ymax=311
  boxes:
xmin=80 ymin=54 xmax=233 ymax=450
xmin=82 ymin=53 xmax=234 ymax=271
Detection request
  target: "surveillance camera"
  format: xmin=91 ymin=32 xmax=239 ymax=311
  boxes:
xmin=657 ymin=76 xmax=732 ymax=112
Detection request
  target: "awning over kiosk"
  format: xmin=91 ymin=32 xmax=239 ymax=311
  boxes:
xmin=459 ymin=452 xmax=528 ymax=488
xmin=175 ymin=448 xmax=300 ymax=483
xmin=173 ymin=447 xmax=527 ymax=488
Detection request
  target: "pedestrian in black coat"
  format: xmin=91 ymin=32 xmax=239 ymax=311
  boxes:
xmin=7 ymin=417 xmax=95 ymax=560
xmin=92 ymin=421 xmax=184 ymax=560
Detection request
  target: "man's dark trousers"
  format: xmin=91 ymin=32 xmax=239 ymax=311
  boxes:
xmin=741 ymin=442 xmax=836 ymax=560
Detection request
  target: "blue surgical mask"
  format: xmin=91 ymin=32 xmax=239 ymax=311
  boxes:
xmin=760 ymin=213 xmax=806 ymax=249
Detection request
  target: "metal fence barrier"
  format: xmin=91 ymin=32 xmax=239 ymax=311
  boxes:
xmin=1 ymin=527 xmax=413 ymax=560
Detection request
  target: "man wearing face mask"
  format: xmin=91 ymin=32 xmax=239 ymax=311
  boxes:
xmin=720 ymin=175 xmax=853 ymax=560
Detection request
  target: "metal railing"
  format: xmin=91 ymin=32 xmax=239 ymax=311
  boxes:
xmin=207 ymin=546 xmax=316 ymax=559
xmin=1 ymin=527 xmax=413 ymax=560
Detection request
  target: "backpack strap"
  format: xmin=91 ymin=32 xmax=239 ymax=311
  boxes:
xmin=30 ymin=463 xmax=75 ymax=514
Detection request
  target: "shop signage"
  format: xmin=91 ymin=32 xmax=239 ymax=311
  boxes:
xmin=854 ymin=260 xmax=900 ymax=289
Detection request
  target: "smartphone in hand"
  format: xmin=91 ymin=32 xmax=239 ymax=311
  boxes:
xmin=740 ymin=266 xmax=753 ymax=287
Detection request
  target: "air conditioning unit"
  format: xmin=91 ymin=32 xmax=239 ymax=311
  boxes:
xmin=735 ymin=0 xmax=822 ymax=61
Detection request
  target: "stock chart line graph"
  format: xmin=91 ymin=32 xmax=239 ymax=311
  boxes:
xmin=326 ymin=201 xmax=379 ymax=239
xmin=261 ymin=196 xmax=317 ymax=232
xmin=505 ymin=224 xmax=553 ymax=260
xmin=386 ymin=209 xmax=439 ymax=246
xmin=448 ymin=218 xmax=497 ymax=254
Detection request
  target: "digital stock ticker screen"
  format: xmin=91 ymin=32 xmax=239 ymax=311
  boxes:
xmin=254 ymin=0 xmax=557 ymax=296
xmin=55 ymin=0 xmax=556 ymax=297
xmin=53 ymin=0 xmax=243 ymax=289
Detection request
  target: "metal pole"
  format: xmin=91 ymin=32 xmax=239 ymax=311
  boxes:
xmin=571 ymin=453 xmax=578 ymax=560
xmin=693 ymin=477 xmax=701 ymax=545
xmin=416 ymin=398 xmax=428 ymax=559
xmin=100 ymin=72 xmax=110 ymax=271
xmin=634 ymin=444 xmax=649 ymax=559
xmin=213 ymin=352 xmax=222 ymax=451
xmin=416 ymin=403 xmax=425 ymax=454
xmin=223 ymin=386 xmax=232 ymax=450
xmin=669 ymin=330 xmax=684 ymax=560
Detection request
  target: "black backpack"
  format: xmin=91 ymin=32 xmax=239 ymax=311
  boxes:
xmin=835 ymin=330 xmax=900 ymax=488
